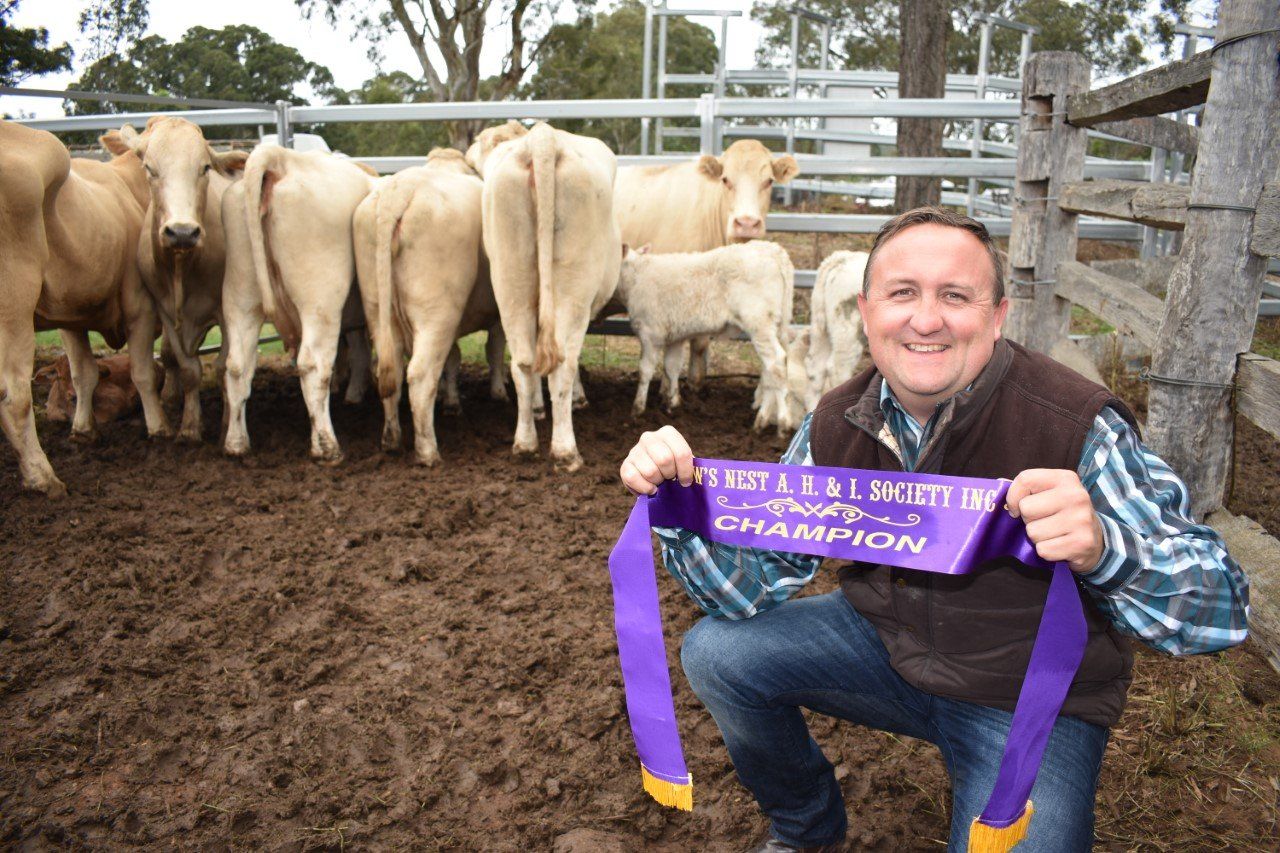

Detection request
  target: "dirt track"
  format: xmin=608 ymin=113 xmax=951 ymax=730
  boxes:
xmin=2 ymin=363 xmax=1278 ymax=850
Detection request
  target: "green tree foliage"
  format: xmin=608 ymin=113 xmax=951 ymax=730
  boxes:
xmin=1 ymin=0 xmax=74 ymax=86
xmin=318 ymin=71 xmax=449 ymax=156
xmin=521 ymin=0 xmax=718 ymax=153
xmin=752 ymin=0 xmax=1190 ymax=78
xmin=68 ymin=24 xmax=335 ymax=139
xmin=77 ymin=0 xmax=149 ymax=66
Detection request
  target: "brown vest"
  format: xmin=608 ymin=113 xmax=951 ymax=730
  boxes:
xmin=810 ymin=339 xmax=1136 ymax=727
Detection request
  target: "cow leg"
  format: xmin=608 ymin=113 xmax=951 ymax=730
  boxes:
xmin=499 ymin=307 xmax=540 ymax=460
xmin=485 ymin=324 xmax=509 ymax=402
xmin=531 ymin=373 xmax=546 ymax=421
xmin=662 ymin=341 xmax=685 ymax=412
xmin=172 ymin=327 xmax=205 ymax=444
xmin=121 ymin=281 xmax=169 ymax=438
xmin=343 ymin=327 xmax=372 ymax=405
xmin=406 ymin=326 xmax=456 ymax=467
xmin=687 ymin=335 xmax=711 ymax=391
xmin=221 ymin=300 xmax=263 ymax=458
xmin=440 ymin=343 xmax=462 ymax=415
xmin=159 ymin=334 xmax=182 ymax=409
xmin=59 ymin=330 xmax=100 ymax=443
xmin=746 ymin=326 xmax=789 ymax=434
xmin=548 ymin=309 xmax=594 ymax=473
xmin=0 ymin=302 xmax=65 ymax=497
xmin=296 ymin=316 xmax=344 ymax=465
xmin=631 ymin=333 xmax=660 ymax=417
xmin=573 ymin=366 xmax=588 ymax=410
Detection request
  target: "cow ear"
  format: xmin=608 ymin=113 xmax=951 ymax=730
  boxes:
xmin=119 ymin=124 xmax=147 ymax=155
xmin=505 ymin=119 xmax=528 ymax=137
xmin=697 ymin=155 xmax=724 ymax=180
xmin=213 ymin=149 xmax=249 ymax=176
xmin=638 ymin=243 xmax=651 ymax=254
xmin=99 ymin=130 xmax=132 ymax=157
xmin=772 ymin=155 xmax=799 ymax=184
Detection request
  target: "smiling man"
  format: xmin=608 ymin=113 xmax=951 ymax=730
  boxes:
xmin=618 ymin=208 xmax=1249 ymax=852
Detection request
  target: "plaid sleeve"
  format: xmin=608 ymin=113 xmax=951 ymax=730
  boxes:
xmin=653 ymin=414 xmax=823 ymax=620
xmin=1077 ymin=406 xmax=1249 ymax=655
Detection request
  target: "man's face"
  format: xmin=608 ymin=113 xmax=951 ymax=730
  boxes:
xmin=857 ymin=223 xmax=1009 ymax=423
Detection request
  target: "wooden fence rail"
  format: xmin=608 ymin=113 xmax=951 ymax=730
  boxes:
xmin=1008 ymin=0 xmax=1280 ymax=668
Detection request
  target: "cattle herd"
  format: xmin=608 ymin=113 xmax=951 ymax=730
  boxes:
xmin=0 ymin=116 xmax=874 ymax=498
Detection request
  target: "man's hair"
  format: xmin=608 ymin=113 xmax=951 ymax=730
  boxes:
xmin=861 ymin=206 xmax=1005 ymax=302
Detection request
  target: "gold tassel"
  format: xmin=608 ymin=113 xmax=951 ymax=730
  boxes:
xmin=968 ymin=801 xmax=1034 ymax=853
xmin=641 ymin=766 xmax=693 ymax=812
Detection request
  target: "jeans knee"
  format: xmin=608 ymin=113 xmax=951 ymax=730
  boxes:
xmin=680 ymin=617 xmax=740 ymax=698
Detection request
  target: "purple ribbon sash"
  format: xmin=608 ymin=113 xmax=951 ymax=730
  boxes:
xmin=608 ymin=457 xmax=1087 ymax=839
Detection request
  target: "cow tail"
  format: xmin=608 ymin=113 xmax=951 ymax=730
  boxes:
xmin=243 ymin=146 xmax=301 ymax=352
xmin=529 ymin=123 xmax=562 ymax=376
xmin=373 ymin=182 xmax=414 ymax=399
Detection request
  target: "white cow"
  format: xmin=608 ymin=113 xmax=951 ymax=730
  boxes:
xmin=616 ymin=241 xmax=796 ymax=433
xmin=613 ymin=139 xmax=799 ymax=389
xmin=353 ymin=147 xmax=507 ymax=466
xmin=467 ymin=120 xmax=621 ymax=472
xmin=221 ymin=146 xmax=375 ymax=462
xmin=116 ymin=117 xmax=248 ymax=443
xmin=0 ymin=121 xmax=159 ymax=496
xmin=806 ymin=250 xmax=869 ymax=410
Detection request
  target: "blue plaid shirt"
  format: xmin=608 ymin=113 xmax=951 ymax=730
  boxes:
xmin=655 ymin=385 xmax=1249 ymax=656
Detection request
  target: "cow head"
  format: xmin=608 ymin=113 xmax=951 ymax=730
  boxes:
xmin=464 ymin=120 xmax=528 ymax=176
xmin=698 ymin=139 xmax=799 ymax=243
xmin=119 ymin=117 xmax=248 ymax=251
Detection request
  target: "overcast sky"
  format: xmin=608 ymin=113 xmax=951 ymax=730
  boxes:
xmin=6 ymin=0 xmax=767 ymax=119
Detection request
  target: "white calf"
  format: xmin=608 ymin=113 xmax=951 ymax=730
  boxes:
xmin=806 ymin=250 xmax=868 ymax=410
xmin=616 ymin=240 xmax=795 ymax=433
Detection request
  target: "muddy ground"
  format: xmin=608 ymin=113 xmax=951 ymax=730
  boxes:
xmin=2 ymin=358 xmax=1279 ymax=851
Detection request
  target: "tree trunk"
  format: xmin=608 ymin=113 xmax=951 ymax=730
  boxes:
xmin=894 ymin=0 xmax=949 ymax=212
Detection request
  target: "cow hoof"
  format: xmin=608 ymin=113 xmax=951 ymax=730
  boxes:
xmin=313 ymin=452 xmax=345 ymax=468
xmin=223 ymin=444 xmax=249 ymax=459
xmin=552 ymin=451 xmax=583 ymax=474
xmin=532 ymin=405 xmax=546 ymax=421
xmin=381 ymin=437 xmax=403 ymax=455
xmin=572 ymin=397 xmax=589 ymax=411
xmin=414 ymin=452 xmax=441 ymax=468
xmin=512 ymin=446 xmax=540 ymax=462
xmin=26 ymin=476 xmax=68 ymax=499
xmin=175 ymin=430 xmax=203 ymax=445
xmin=69 ymin=427 xmax=100 ymax=445
xmin=441 ymin=401 xmax=462 ymax=417
xmin=490 ymin=387 xmax=510 ymax=403
xmin=148 ymin=425 xmax=175 ymax=441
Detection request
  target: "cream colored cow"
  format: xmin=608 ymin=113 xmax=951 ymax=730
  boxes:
xmin=467 ymin=121 xmax=621 ymax=471
xmin=806 ymin=250 xmax=869 ymax=409
xmin=613 ymin=139 xmax=799 ymax=388
xmin=116 ymin=117 xmax=248 ymax=443
xmin=0 ymin=121 xmax=165 ymax=496
xmin=354 ymin=148 xmax=507 ymax=466
xmin=221 ymin=146 xmax=374 ymax=463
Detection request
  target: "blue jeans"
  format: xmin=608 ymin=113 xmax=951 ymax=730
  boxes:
xmin=680 ymin=590 xmax=1109 ymax=851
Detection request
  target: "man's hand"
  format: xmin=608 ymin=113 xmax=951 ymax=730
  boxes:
xmin=1005 ymin=469 xmax=1104 ymax=574
xmin=620 ymin=425 xmax=695 ymax=496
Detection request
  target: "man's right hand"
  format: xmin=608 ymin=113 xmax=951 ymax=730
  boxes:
xmin=619 ymin=425 xmax=695 ymax=496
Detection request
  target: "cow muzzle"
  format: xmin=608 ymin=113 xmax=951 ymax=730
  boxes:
xmin=161 ymin=222 xmax=202 ymax=250
xmin=731 ymin=216 xmax=764 ymax=240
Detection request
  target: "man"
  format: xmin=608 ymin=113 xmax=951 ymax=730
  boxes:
xmin=618 ymin=208 xmax=1248 ymax=852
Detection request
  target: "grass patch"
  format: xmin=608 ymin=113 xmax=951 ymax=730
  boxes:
xmin=34 ymin=325 xmax=286 ymax=357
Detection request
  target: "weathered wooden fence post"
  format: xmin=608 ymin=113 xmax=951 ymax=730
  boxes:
xmin=1146 ymin=0 xmax=1280 ymax=519
xmin=1003 ymin=52 xmax=1091 ymax=354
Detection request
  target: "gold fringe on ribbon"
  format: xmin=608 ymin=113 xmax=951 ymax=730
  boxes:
xmin=968 ymin=801 xmax=1033 ymax=853
xmin=641 ymin=766 xmax=693 ymax=812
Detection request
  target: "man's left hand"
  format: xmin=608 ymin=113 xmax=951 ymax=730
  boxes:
xmin=1005 ymin=469 xmax=1104 ymax=574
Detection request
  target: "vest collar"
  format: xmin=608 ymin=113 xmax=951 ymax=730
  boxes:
xmin=844 ymin=338 xmax=1016 ymax=462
